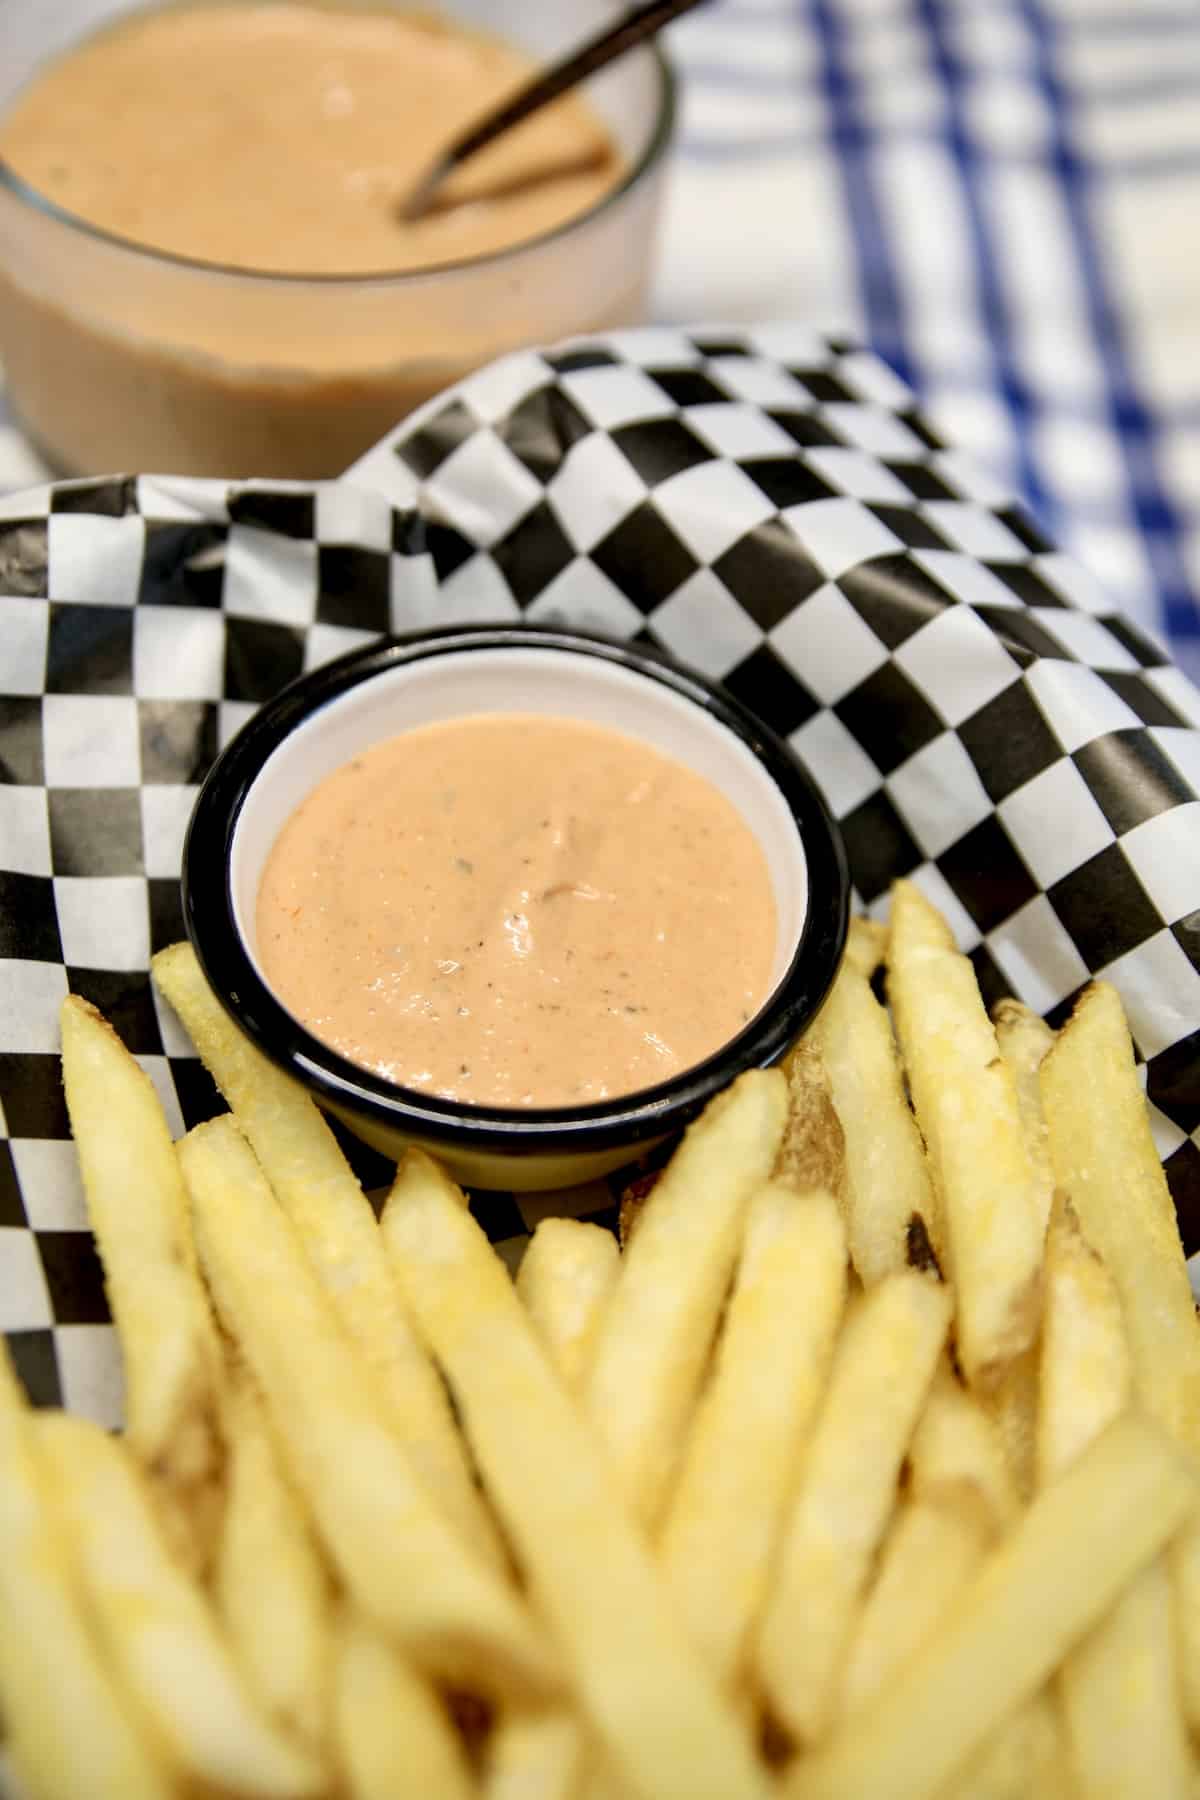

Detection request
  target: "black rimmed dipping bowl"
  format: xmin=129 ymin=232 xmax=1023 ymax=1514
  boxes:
xmin=183 ymin=625 xmax=848 ymax=1191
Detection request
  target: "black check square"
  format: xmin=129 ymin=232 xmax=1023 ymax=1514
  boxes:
xmin=502 ymin=385 xmax=593 ymax=483
xmin=139 ymin=700 xmax=219 ymax=786
xmin=713 ymin=521 xmax=824 ymax=630
xmin=64 ymin=969 xmax=164 ymax=1055
xmin=1098 ymin=670 xmax=1191 ymax=728
xmin=896 ymin=409 xmax=945 ymax=451
xmin=838 ymin=789 xmax=922 ymax=903
xmin=611 ymin=419 xmax=713 ymax=486
xmin=839 ymin=555 xmax=951 ymax=651
xmin=6 ymin=1330 xmax=62 ymax=1407
xmin=1048 ymin=843 xmax=1163 ymax=972
xmin=48 ymin=789 xmax=143 ymax=877
xmin=767 ymin=411 xmax=846 ymax=450
xmin=867 ymin=506 xmax=953 ymax=551
xmin=1174 ymin=910 xmax=1200 ymax=974
xmin=50 ymin=478 xmax=138 ymax=518
xmin=491 ymin=501 xmax=576 ymax=608
xmin=787 ymin=368 xmax=856 ymax=404
xmin=1164 ymin=1138 xmax=1200 ymax=1257
xmin=227 ymin=488 xmax=315 ymax=540
xmin=170 ymin=1058 xmax=228 ymax=1133
xmin=645 ymin=368 xmax=730 ymax=409
xmin=0 ymin=1142 xmax=26 ymax=1227
xmin=722 ymin=643 xmax=819 ymax=737
xmin=995 ymin=506 xmax=1053 ymax=554
xmin=969 ymin=941 xmax=1016 ymax=1014
xmin=886 ymin=463 xmax=960 ymax=502
xmin=959 ymin=680 xmax=1065 ymax=804
xmin=1147 ymin=1030 xmax=1200 ymax=1135
xmin=0 ymin=872 xmax=62 ymax=961
xmin=469 ymin=1188 xmax=527 ymax=1245
xmin=0 ymin=1054 xmax=70 ymax=1138
xmin=0 ymin=697 xmax=44 ymax=784
xmin=973 ymin=606 xmax=1071 ymax=666
xmin=415 ymin=521 xmax=477 ymax=584
xmin=139 ymin=521 xmax=228 ymax=609
xmin=37 ymin=1232 xmax=111 ymax=1325
xmin=545 ymin=347 xmax=618 ymax=373
xmin=988 ymin=563 xmax=1070 ymax=609
xmin=1072 ymin=732 xmax=1191 ymax=835
xmin=1100 ymin=614 xmax=1171 ymax=671
xmin=741 ymin=457 xmax=840 ymax=511
xmin=0 ymin=520 xmax=49 ymax=598
xmin=148 ymin=877 xmax=187 ymax=955
xmin=395 ymin=399 xmax=479 ymax=481
xmin=316 ymin=545 xmax=391 ymax=634
xmin=690 ymin=336 xmax=752 ymax=359
xmin=936 ymin=816 xmax=1040 ymax=935
xmin=223 ymin=617 xmax=305 ymax=704
xmin=592 ymin=505 xmax=698 ymax=612
xmin=835 ymin=664 xmax=945 ymax=776
xmin=46 ymin=605 xmax=133 ymax=697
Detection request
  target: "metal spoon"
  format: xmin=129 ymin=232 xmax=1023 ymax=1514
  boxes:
xmin=399 ymin=0 xmax=710 ymax=222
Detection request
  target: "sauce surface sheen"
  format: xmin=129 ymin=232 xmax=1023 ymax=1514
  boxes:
xmin=255 ymin=713 xmax=778 ymax=1107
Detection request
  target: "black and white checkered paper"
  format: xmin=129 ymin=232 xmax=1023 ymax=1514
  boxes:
xmin=3 ymin=325 xmax=1199 ymax=1427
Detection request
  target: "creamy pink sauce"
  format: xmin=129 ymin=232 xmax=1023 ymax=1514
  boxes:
xmin=255 ymin=714 xmax=778 ymax=1107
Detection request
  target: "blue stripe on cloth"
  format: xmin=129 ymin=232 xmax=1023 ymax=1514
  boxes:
xmin=803 ymin=0 xmax=916 ymax=389
xmin=1018 ymin=0 xmax=1198 ymax=642
xmin=911 ymin=0 xmax=1060 ymax=540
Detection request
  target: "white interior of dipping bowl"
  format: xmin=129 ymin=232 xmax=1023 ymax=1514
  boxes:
xmin=230 ymin=646 xmax=810 ymax=1021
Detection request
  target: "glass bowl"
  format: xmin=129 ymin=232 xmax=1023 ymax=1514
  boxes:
xmin=182 ymin=626 xmax=850 ymax=1191
xmin=0 ymin=1 xmax=675 ymax=480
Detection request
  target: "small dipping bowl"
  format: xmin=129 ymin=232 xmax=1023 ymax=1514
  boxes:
xmin=0 ymin=0 xmax=673 ymax=480
xmin=183 ymin=626 xmax=849 ymax=1191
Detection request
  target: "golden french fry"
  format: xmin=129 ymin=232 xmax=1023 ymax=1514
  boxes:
xmin=844 ymin=914 xmax=887 ymax=980
xmin=815 ymin=956 xmax=939 ymax=1283
xmin=784 ymin=1412 xmax=1198 ymax=1800
xmin=1038 ymin=1198 xmax=1192 ymax=1800
xmin=332 ymin=1611 xmax=475 ymax=1800
xmin=178 ymin=1116 xmax=556 ymax=1704
xmin=908 ymin=1361 xmax=1018 ymax=1527
xmin=885 ymin=880 xmax=1043 ymax=1388
xmin=482 ymin=1711 xmax=588 ymax=1800
xmin=757 ymin=1267 xmax=952 ymax=1745
xmin=59 ymin=994 xmax=224 ymax=1568
xmin=33 ymin=1409 xmax=325 ymax=1798
xmin=774 ymin=1032 xmax=846 ymax=1205
xmin=943 ymin=1691 xmax=1064 ymax=1800
xmin=660 ymin=1183 xmax=847 ymax=1685
xmin=152 ymin=940 xmax=502 ymax=1570
xmin=516 ymin=1218 xmax=621 ymax=1392
xmin=381 ymin=1149 xmax=773 ymax=1800
xmin=214 ymin=1357 xmax=333 ymax=1758
xmin=583 ymin=1069 xmax=787 ymax=1530
xmin=1040 ymin=981 xmax=1200 ymax=1732
xmin=0 ymin=1346 xmax=173 ymax=1800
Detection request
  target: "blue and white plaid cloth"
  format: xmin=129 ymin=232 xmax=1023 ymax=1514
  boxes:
xmin=3 ymin=0 xmax=1199 ymax=678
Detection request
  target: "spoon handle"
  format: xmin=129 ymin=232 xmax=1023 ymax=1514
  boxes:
xmin=402 ymin=0 xmax=709 ymax=220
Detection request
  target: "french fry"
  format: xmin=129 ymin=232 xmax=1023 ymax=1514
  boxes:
xmin=178 ymin=1116 xmax=556 ymax=1703
xmin=814 ymin=956 xmax=939 ymax=1283
xmin=516 ymin=1218 xmax=621 ymax=1391
xmin=482 ymin=1711 xmax=588 ymax=1800
xmin=841 ymin=1361 xmax=1018 ymax=1720
xmin=214 ymin=1356 xmax=333 ymax=1758
xmin=945 ymin=1691 xmax=1065 ymax=1800
xmin=59 ymin=993 xmax=224 ymax=1569
xmin=757 ymin=1267 xmax=952 ymax=1745
xmin=981 ymin=1001 xmax=1055 ymax=1502
xmin=844 ymin=914 xmax=887 ymax=980
xmin=152 ymin=940 xmax=502 ymax=1570
xmin=774 ymin=1032 xmax=845 ymax=1205
xmin=1037 ymin=1198 xmax=1192 ymax=1799
xmin=659 ymin=1183 xmax=848 ymax=1685
xmin=583 ymin=1069 xmax=787 ymax=1530
xmin=885 ymin=879 xmax=1043 ymax=1388
xmin=0 ymin=1345 xmax=173 ymax=1800
xmin=33 ymin=1409 xmax=325 ymax=1798
xmin=332 ymin=1611 xmax=475 ymax=1800
xmin=381 ymin=1149 xmax=773 ymax=1800
xmin=784 ymin=1412 xmax=1198 ymax=1800
xmin=1040 ymin=981 xmax=1200 ymax=1733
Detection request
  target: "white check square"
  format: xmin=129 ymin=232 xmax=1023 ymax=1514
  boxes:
xmin=998 ymin=759 xmax=1116 ymax=889
xmin=43 ymin=694 xmax=140 ymax=787
xmin=54 ymin=877 xmax=149 ymax=972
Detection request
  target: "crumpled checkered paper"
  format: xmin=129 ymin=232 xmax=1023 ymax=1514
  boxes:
xmin=2 ymin=323 xmax=1198 ymax=1426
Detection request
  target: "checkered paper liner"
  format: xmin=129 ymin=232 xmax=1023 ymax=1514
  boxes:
xmin=2 ymin=323 xmax=1200 ymax=1428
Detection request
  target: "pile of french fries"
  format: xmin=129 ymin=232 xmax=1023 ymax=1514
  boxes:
xmin=2 ymin=877 xmax=1200 ymax=1799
